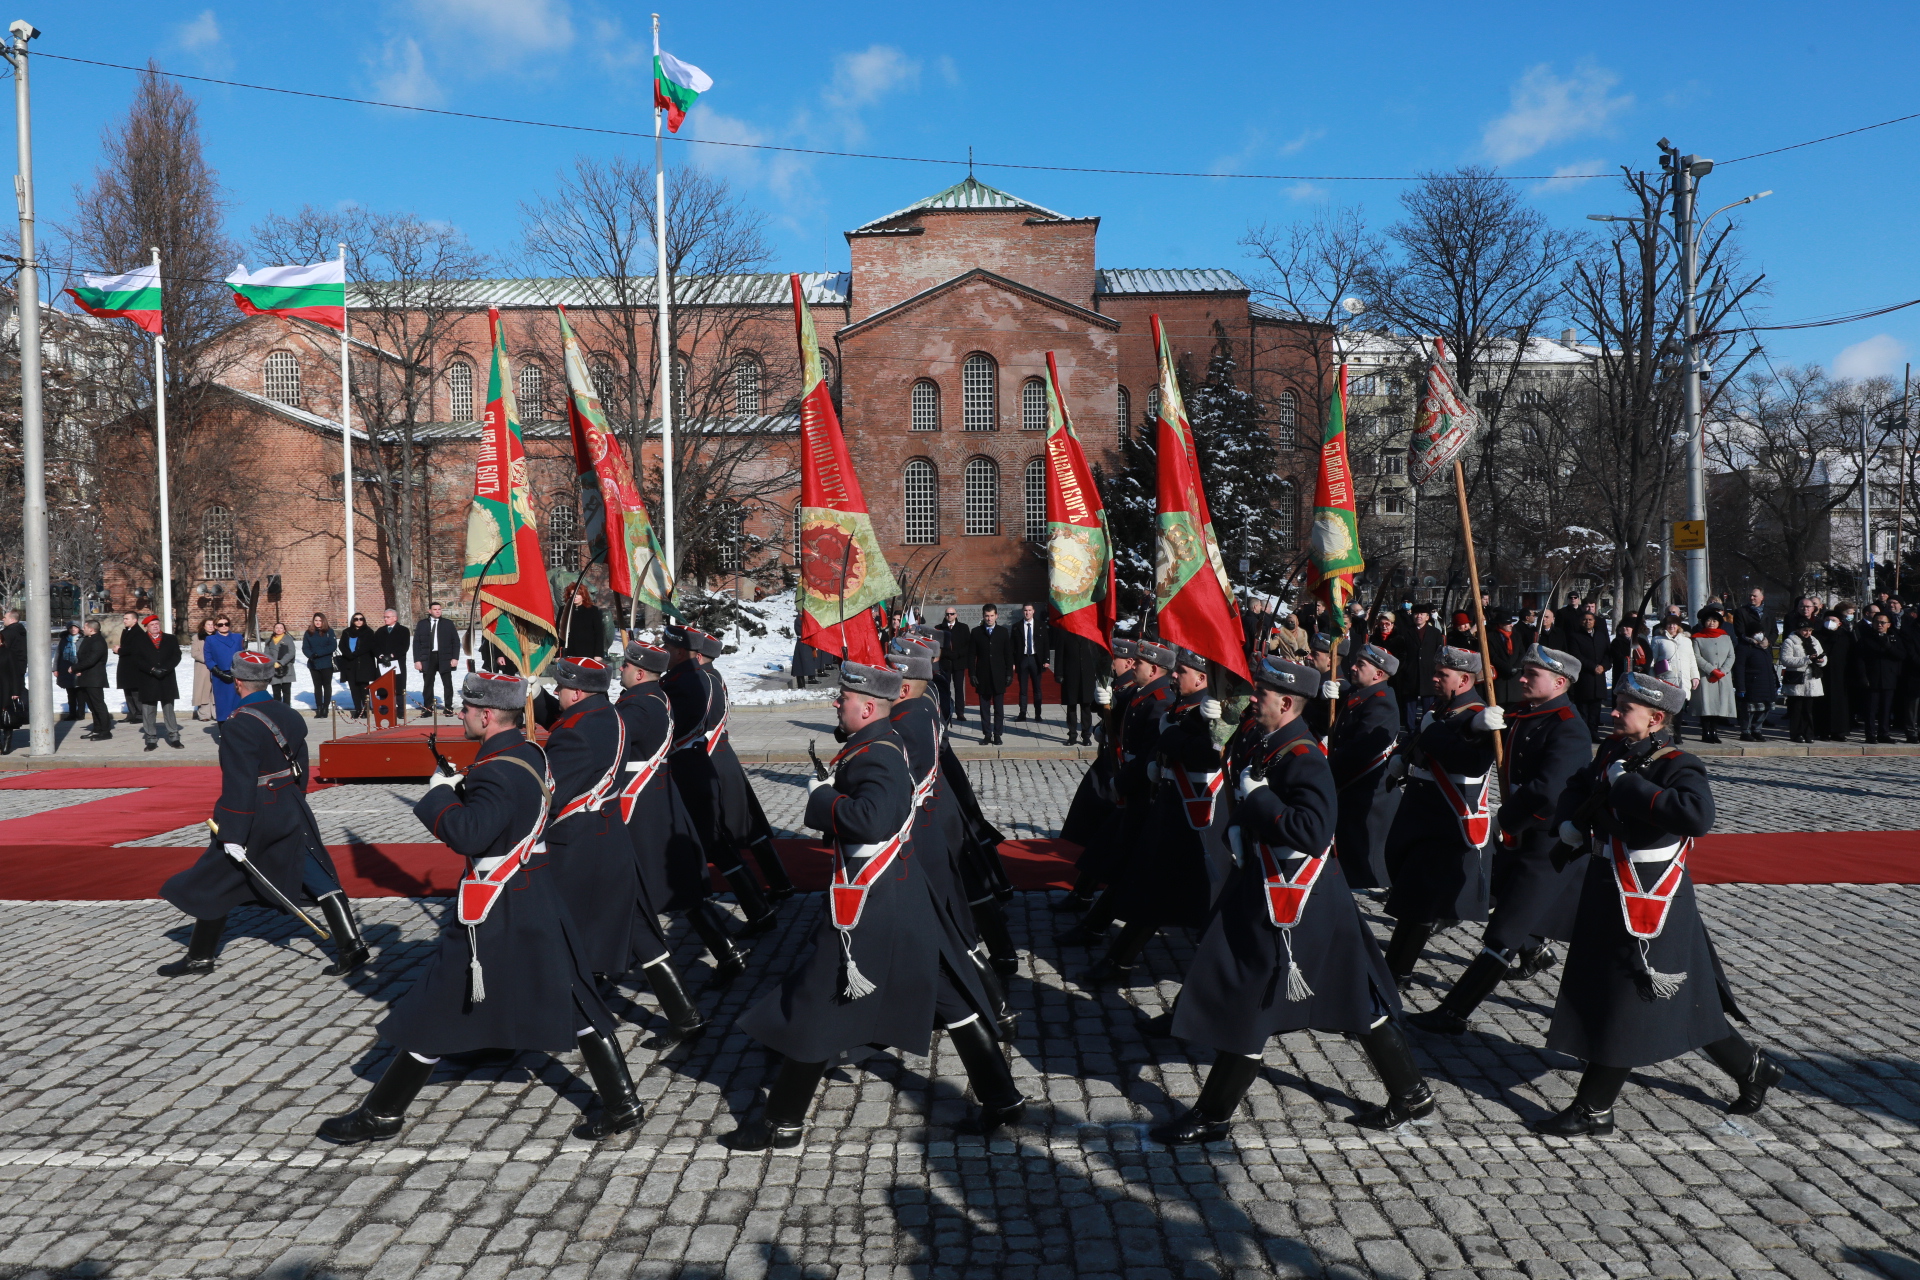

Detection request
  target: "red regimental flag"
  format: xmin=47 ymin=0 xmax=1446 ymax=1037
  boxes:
xmin=1042 ymin=352 xmax=1115 ymax=649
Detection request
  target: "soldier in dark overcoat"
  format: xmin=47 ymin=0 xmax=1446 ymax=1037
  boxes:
xmin=1534 ymin=673 xmax=1783 ymax=1136
xmin=1055 ymin=637 xmax=1139 ymax=908
xmin=695 ymin=631 xmax=797 ymax=901
xmin=1412 ymin=643 xmax=1594 ymax=1035
xmin=1325 ymin=642 xmax=1402 ymax=891
xmin=317 ymin=671 xmax=644 ymax=1145
xmin=725 ymin=662 xmax=1022 ymax=1150
xmin=1054 ymin=627 xmax=1107 ymax=746
xmin=1154 ymin=657 xmax=1434 ymax=1144
xmin=158 ymin=651 xmax=368 ymax=978
xmin=1380 ymin=646 xmax=1500 ymax=986
xmin=661 ymin=625 xmax=778 ymax=934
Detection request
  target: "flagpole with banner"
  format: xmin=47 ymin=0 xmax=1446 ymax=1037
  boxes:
xmin=1306 ymin=362 xmax=1366 ymax=730
xmin=339 ymin=242 xmax=355 ymax=622
xmin=1041 ymin=351 xmax=1114 ymax=648
xmin=154 ymin=249 xmax=173 ymax=633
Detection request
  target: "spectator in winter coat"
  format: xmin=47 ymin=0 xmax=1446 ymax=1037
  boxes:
xmin=1732 ymin=588 xmax=1773 ymax=647
xmin=1903 ymin=619 xmax=1920 ymax=743
xmin=125 ymin=614 xmax=183 ymax=750
xmin=55 ymin=622 xmax=81 ymax=720
xmin=302 ymin=613 xmax=338 ymax=721
xmin=1651 ymin=615 xmax=1703 ymax=743
xmin=1607 ymin=618 xmax=1651 ymax=689
xmin=1779 ymin=621 xmax=1827 ymax=743
xmin=1689 ymin=607 xmax=1737 ymax=745
xmin=73 ymin=621 xmax=113 ymax=738
xmin=1732 ymin=631 xmax=1780 ymax=741
xmin=1819 ymin=610 xmax=1854 ymax=740
xmin=1856 ymin=613 xmax=1905 ymax=743
xmin=115 ymin=610 xmax=145 ymax=724
xmin=1560 ymin=611 xmax=1612 ymax=741
xmin=1395 ymin=604 xmax=1444 ymax=731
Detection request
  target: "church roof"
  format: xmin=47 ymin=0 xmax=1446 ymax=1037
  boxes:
xmin=851 ymin=176 xmax=1073 ymax=231
xmin=347 ymin=271 xmax=851 ymax=310
xmin=1095 ymin=268 xmax=1248 ymax=295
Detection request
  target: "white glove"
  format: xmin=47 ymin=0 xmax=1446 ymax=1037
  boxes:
xmin=428 ymin=768 xmax=460 ymax=793
xmin=1473 ymin=705 xmax=1506 ymax=733
xmin=808 ymin=776 xmax=833 ymax=795
xmin=1605 ymin=759 xmax=1626 ymax=783
xmin=1094 ymin=682 xmax=1112 ymax=708
xmin=1147 ymin=761 xmax=1162 ymax=785
xmin=223 ymin=842 xmax=249 ymax=861
xmin=1557 ymin=820 xmax=1585 ymax=848
xmin=1237 ymin=769 xmax=1268 ymax=800
xmin=1201 ymin=697 xmax=1222 ymax=721
xmin=1320 ymin=681 xmax=1340 ymax=701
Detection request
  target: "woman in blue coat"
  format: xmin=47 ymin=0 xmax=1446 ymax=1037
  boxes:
xmin=203 ymin=614 xmax=247 ymax=721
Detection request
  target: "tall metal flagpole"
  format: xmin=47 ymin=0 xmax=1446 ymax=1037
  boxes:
xmin=8 ymin=20 xmax=51 ymax=755
xmin=339 ymin=242 xmax=356 ymax=622
xmin=151 ymin=247 xmax=174 ymax=635
xmin=652 ymin=12 xmax=676 ymax=577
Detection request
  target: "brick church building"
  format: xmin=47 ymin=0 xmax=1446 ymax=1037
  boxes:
xmin=110 ymin=177 xmax=1320 ymax=633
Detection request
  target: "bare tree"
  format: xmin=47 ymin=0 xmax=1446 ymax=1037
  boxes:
xmin=251 ymin=206 xmax=490 ymax=616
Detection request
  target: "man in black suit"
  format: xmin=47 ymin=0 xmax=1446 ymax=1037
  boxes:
xmin=1013 ymin=602 xmax=1050 ymax=723
xmin=970 ymin=604 xmax=1015 ymax=744
xmin=934 ymin=606 xmax=970 ymax=724
xmin=375 ymin=608 xmax=412 ymax=716
xmin=1732 ymin=588 xmax=1771 ymax=647
xmin=412 ymin=601 xmax=462 ymax=713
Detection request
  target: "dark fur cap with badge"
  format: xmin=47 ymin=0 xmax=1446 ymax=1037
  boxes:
xmin=1436 ymin=645 xmax=1483 ymax=674
xmin=662 ymin=624 xmax=725 ymax=658
xmin=1253 ymin=656 xmax=1321 ymax=699
xmin=1353 ymin=643 xmax=1399 ymax=677
xmin=462 ymin=671 xmax=528 ymax=709
xmin=1617 ymin=671 xmax=1688 ymax=715
xmin=1135 ymin=639 xmax=1176 ymax=670
xmin=1111 ymin=637 xmax=1139 ymax=660
xmin=621 ymin=639 xmax=670 ymax=674
xmin=552 ymin=656 xmax=613 ymax=693
xmin=839 ymin=660 xmax=905 ymax=703
xmin=232 ymin=651 xmax=276 ymax=684
xmin=1519 ymin=643 xmax=1578 ymax=680
xmin=885 ymin=639 xmax=935 ymax=682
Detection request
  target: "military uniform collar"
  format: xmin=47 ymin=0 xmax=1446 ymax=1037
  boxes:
xmin=843 ymin=716 xmax=894 ymax=750
xmin=476 ymin=727 xmax=526 ymax=760
xmin=1445 ymin=687 xmax=1484 ymax=714
xmin=1514 ymin=691 xmax=1573 ymax=718
xmin=1263 ymin=715 xmax=1316 ymax=751
xmin=239 ymin=690 xmax=274 ymax=707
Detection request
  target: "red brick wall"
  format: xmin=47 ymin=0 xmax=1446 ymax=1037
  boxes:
xmin=849 ymin=211 xmax=1098 ymax=322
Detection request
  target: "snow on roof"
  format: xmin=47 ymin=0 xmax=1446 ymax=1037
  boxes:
xmin=216 ymin=382 xmax=372 ymax=441
xmin=347 ymin=272 xmax=851 ymax=311
xmin=1095 ymin=268 xmax=1248 ymax=295
xmin=1337 ymin=332 xmax=1599 ymax=366
xmin=851 ymin=176 xmax=1073 ymax=231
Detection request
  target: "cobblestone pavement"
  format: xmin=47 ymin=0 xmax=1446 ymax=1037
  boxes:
xmin=4 ymin=765 xmax=1920 ymax=1278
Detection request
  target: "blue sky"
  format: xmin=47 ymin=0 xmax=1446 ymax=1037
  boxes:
xmin=30 ymin=0 xmax=1920 ymax=379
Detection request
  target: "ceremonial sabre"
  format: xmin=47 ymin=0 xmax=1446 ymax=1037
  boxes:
xmin=207 ymin=818 xmax=332 ymax=941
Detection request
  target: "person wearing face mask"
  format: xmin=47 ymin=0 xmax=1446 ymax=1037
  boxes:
xmin=1779 ymin=619 xmax=1827 ymax=743
xmin=1819 ymin=609 xmax=1854 ymax=741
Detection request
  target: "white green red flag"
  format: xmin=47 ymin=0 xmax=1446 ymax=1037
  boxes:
xmin=1407 ymin=336 xmax=1481 ymax=485
xmin=1149 ymin=315 xmax=1249 ymax=682
xmin=1041 ymin=352 xmax=1114 ymax=650
xmin=653 ymin=45 xmax=712 ymax=133
xmin=557 ymin=306 xmax=676 ymax=618
xmin=67 ymin=264 xmax=163 ymax=335
xmin=1307 ymin=364 xmax=1366 ymax=636
xmin=790 ymin=274 xmax=898 ymax=665
xmin=225 ymin=260 xmax=348 ymax=331
xmin=462 ymin=308 xmax=559 ymax=676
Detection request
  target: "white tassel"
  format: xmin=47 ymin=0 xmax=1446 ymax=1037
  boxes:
xmin=467 ymin=925 xmax=487 ymax=1004
xmin=1282 ymin=929 xmax=1314 ymax=1003
xmin=838 ymin=930 xmax=876 ymax=1002
xmin=1638 ymin=939 xmax=1685 ymax=1000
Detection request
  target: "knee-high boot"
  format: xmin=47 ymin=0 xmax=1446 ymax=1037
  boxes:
xmin=1348 ymin=1019 xmax=1436 ymax=1129
xmin=1535 ymin=1062 xmax=1630 ymax=1136
xmin=688 ymin=900 xmax=748 ymax=983
xmin=945 ymin=1015 xmax=1026 ymax=1135
xmin=722 ymin=1056 xmax=829 ymax=1151
xmin=722 ymin=864 xmax=779 ymax=936
xmin=575 ymin=1030 xmax=645 ymax=1138
xmin=747 ymin=836 xmax=796 ymax=901
xmin=1407 ymin=948 xmax=1511 ymax=1035
xmin=641 ymin=956 xmax=708 ymax=1046
xmin=1053 ymin=886 xmax=1118 ymax=945
xmin=968 ymin=946 xmax=1017 ymax=1039
xmin=317 ymin=893 xmax=370 ymax=977
xmin=317 ymin=1051 xmax=437 ymax=1144
xmin=1702 ymin=1033 xmax=1784 ymax=1115
xmin=158 ymin=916 xmax=227 ymax=977
xmin=1382 ymin=920 xmax=1438 ymax=988
xmin=1083 ymin=918 xmax=1155 ymax=985
xmin=971 ymin=897 xmax=1020 ymax=975
xmin=1050 ymin=867 xmax=1103 ymax=912
xmin=1151 ymin=1050 xmax=1262 ymax=1145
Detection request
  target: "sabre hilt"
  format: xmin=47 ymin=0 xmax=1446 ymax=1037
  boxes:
xmin=807 ymin=739 xmax=830 ymax=782
xmin=427 ymin=730 xmax=458 ymax=777
xmin=1550 ymin=742 xmax=1661 ymax=867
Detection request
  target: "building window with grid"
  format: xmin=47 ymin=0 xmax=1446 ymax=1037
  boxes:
xmin=673 ymin=358 xmax=689 ymax=421
xmin=792 ymin=505 xmax=802 ymax=563
xmin=1276 ymin=487 xmax=1297 ymax=550
xmin=1145 ymin=385 xmax=1160 ymax=426
xmin=717 ymin=504 xmax=746 ymax=571
xmin=1021 ymin=378 xmax=1047 ymax=431
xmin=911 ymin=380 xmax=940 ymax=432
xmin=964 ymin=457 xmax=999 ymax=534
xmin=519 ymin=363 xmax=544 ymax=420
xmin=903 ymin=459 xmax=938 ymax=545
xmin=546 ymin=499 xmax=579 ymax=571
xmin=589 ymin=360 xmax=616 ymax=410
xmin=202 ymin=506 xmax=234 ymax=579
xmin=1377 ymin=494 xmax=1407 ymax=516
xmin=1116 ymin=386 xmax=1130 ymax=441
xmin=733 ymin=357 xmax=761 ymax=415
xmin=447 ymin=361 xmax=474 ymax=421
xmin=962 ymin=353 xmax=997 ymax=431
xmin=1024 ymin=458 xmax=1047 ymax=541
xmin=264 ymin=351 xmax=300 ymax=407
xmin=1275 ymin=390 xmax=1298 ymax=448
xmin=1381 ymin=451 xmax=1404 ymax=476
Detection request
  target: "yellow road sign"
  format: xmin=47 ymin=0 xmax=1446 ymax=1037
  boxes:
xmin=1671 ymin=520 xmax=1707 ymax=551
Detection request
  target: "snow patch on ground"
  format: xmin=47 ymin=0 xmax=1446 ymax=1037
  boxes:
xmin=712 ymin=592 xmax=830 ymax=706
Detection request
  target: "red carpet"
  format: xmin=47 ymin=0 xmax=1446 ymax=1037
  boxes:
xmin=0 ymin=768 xmax=1913 ymax=900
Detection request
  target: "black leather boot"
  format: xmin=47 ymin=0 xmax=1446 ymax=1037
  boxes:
xmin=1054 ymin=888 xmax=1118 ymax=946
xmin=1408 ymin=950 xmax=1511 ymax=1035
xmin=748 ymin=837 xmax=797 ymax=902
xmin=1382 ymin=921 xmax=1437 ymax=989
xmin=688 ymin=900 xmax=748 ymax=984
xmin=1151 ymin=1051 xmax=1261 ymax=1145
xmin=1703 ymin=1034 xmax=1784 ymax=1115
xmin=317 ymin=1052 xmax=436 ymax=1144
xmin=1050 ymin=870 xmax=1101 ymax=912
xmin=641 ymin=958 xmax=708 ymax=1047
xmin=1510 ymin=942 xmax=1558 ymax=980
xmin=723 ymin=1056 xmax=829 ymax=1151
xmin=158 ymin=916 xmax=226 ymax=977
xmin=971 ymin=898 xmax=1020 ymax=976
xmin=1083 ymin=919 xmax=1155 ymax=985
xmin=946 ymin=1016 xmax=1026 ymax=1136
xmin=318 ymin=893 xmax=370 ymax=977
xmin=1535 ymin=1063 xmax=1628 ymax=1136
xmin=968 ymin=947 xmax=1017 ymax=1040
xmin=1347 ymin=1020 xmax=1436 ymax=1129
xmin=723 ymin=864 xmax=780 ymax=936
xmin=574 ymin=1030 xmax=646 ymax=1139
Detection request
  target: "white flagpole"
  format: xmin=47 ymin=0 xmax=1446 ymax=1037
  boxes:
xmin=653 ymin=12 xmax=676 ymax=578
xmin=339 ymin=241 xmax=356 ymax=623
xmin=152 ymin=246 xmax=173 ymax=633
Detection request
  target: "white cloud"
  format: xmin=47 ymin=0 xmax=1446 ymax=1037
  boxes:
xmin=1482 ymin=64 xmax=1633 ymax=165
xmin=1279 ymin=128 xmax=1324 ymax=157
xmin=408 ymin=0 xmax=575 ymax=57
xmin=1832 ymin=334 xmax=1908 ymax=380
xmin=1531 ymin=160 xmax=1607 ymax=195
xmin=824 ymin=45 xmax=920 ymax=110
xmin=1286 ymin=183 xmax=1324 ymax=203
xmin=370 ymin=37 xmax=443 ymax=107
xmin=174 ymin=10 xmax=221 ymax=52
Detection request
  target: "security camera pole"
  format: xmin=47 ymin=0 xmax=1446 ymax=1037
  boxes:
xmin=5 ymin=19 xmax=52 ymax=756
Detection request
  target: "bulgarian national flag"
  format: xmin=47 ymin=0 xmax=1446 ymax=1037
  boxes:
xmin=462 ymin=308 xmax=559 ymax=677
xmin=1149 ymin=315 xmax=1249 ymax=683
xmin=556 ymin=305 xmax=677 ymax=619
xmin=67 ymin=264 xmax=162 ymax=335
xmin=790 ymin=274 xmax=897 ymax=665
xmin=225 ymin=260 xmax=348 ymax=331
xmin=1041 ymin=351 xmax=1115 ymax=650
xmin=653 ymin=45 xmax=712 ymax=133
xmin=1307 ymin=364 xmax=1366 ymax=637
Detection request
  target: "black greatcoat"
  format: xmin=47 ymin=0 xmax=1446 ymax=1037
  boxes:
xmin=1174 ymin=717 xmax=1401 ymax=1054
xmin=1547 ymin=736 xmax=1743 ymax=1068
xmin=541 ymin=692 xmax=643 ymax=978
xmin=737 ymin=718 xmax=990 ymax=1061
xmin=1325 ymin=679 xmax=1401 ymax=890
xmin=1109 ymin=688 xmax=1229 ymax=930
xmin=1053 ymin=629 xmax=1105 ymax=706
xmin=613 ymin=681 xmax=710 ymax=914
xmin=704 ymin=663 xmax=778 ymax=853
xmin=161 ymin=692 xmax=336 ymax=920
xmin=890 ymin=692 xmax=978 ymax=943
xmin=1095 ymin=674 xmax=1175 ymax=890
xmin=937 ymin=734 xmax=1012 ymax=903
xmin=662 ymin=659 xmax=729 ymax=865
xmin=1383 ymin=687 xmax=1497 ymax=925
xmin=1484 ymin=692 xmax=1594 ymax=952
xmin=1061 ymin=678 xmax=1134 ymax=854
xmin=381 ymin=729 xmax=615 ymax=1055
